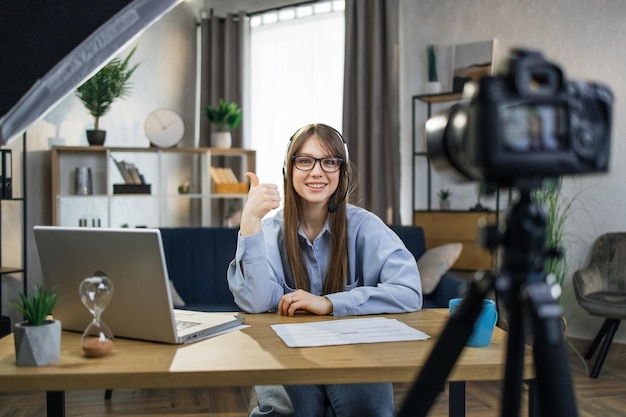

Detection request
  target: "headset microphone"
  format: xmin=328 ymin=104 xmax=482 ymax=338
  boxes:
xmin=328 ymin=186 xmax=349 ymax=213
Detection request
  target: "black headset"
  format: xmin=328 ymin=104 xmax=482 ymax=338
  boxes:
xmin=282 ymin=125 xmax=349 ymax=179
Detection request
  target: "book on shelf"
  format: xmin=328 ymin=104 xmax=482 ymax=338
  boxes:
xmin=210 ymin=167 xmax=240 ymax=184
xmin=111 ymin=156 xmax=145 ymax=185
xmin=210 ymin=167 xmax=248 ymax=194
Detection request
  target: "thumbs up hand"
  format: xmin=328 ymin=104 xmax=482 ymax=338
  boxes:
xmin=240 ymin=172 xmax=281 ymax=236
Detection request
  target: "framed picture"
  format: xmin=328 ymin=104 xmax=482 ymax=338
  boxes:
xmin=450 ymin=39 xmax=495 ymax=93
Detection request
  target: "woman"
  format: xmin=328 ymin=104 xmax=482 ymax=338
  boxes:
xmin=227 ymin=123 xmax=422 ymax=417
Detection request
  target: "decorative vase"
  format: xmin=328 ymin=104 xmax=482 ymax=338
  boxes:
xmin=13 ymin=320 xmax=61 ymax=366
xmin=211 ymin=131 xmax=232 ymax=148
xmin=425 ymin=81 xmax=442 ymax=94
xmin=86 ymin=130 xmax=106 ymax=146
xmin=439 ymin=199 xmax=451 ymax=210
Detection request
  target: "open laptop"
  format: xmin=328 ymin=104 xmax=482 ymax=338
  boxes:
xmin=33 ymin=226 xmax=244 ymax=344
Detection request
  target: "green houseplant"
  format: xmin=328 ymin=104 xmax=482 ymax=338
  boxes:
xmin=11 ymin=285 xmax=61 ymax=366
xmin=204 ymin=99 xmax=242 ymax=148
xmin=428 ymin=44 xmax=438 ymax=83
xmin=75 ymin=46 xmax=139 ymax=146
xmin=426 ymin=44 xmax=442 ymax=94
xmin=531 ymin=178 xmax=589 ymax=374
xmin=438 ymin=189 xmax=452 ymax=210
xmin=531 ymin=178 xmax=573 ymax=306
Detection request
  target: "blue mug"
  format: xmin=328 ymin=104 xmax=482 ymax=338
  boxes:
xmin=449 ymin=298 xmax=498 ymax=347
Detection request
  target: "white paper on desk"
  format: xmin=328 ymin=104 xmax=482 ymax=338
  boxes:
xmin=271 ymin=317 xmax=430 ymax=348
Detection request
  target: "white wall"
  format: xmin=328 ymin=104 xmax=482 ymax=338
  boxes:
xmin=399 ymin=0 xmax=626 ymax=342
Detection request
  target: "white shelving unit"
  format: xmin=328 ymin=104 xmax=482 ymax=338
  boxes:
xmin=51 ymin=146 xmax=255 ymax=228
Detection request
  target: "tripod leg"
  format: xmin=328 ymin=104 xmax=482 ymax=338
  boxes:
xmin=589 ymin=318 xmax=620 ymax=378
xmin=525 ymin=380 xmax=539 ymax=417
xmin=500 ymin=294 xmax=526 ymax=417
xmin=397 ymin=276 xmax=492 ymax=417
xmin=527 ymin=282 xmax=578 ymax=417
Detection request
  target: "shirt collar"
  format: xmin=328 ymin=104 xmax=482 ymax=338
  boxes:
xmin=297 ymin=218 xmax=332 ymax=243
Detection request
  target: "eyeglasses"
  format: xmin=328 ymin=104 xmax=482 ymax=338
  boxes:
xmin=292 ymin=155 xmax=343 ymax=173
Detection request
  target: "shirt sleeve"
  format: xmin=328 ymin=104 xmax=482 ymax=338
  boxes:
xmin=325 ymin=210 xmax=423 ymax=316
xmin=226 ymin=228 xmax=286 ymax=313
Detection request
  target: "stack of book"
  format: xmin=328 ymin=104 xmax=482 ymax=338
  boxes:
xmin=112 ymin=157 xmax=151 ymax=194
xmin=210 ymin=167 xmax=249 ymax=194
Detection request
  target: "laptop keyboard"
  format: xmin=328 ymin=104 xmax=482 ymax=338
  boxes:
xmin=176 ymin=320 xmax=202 ymax=331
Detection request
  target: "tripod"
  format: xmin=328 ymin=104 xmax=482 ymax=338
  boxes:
xmin=398 ymin=188 xmax=578 ymax=417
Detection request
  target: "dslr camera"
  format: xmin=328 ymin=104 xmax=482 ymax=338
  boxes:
xmin=426 ymin=49 xmax=613 ymax=188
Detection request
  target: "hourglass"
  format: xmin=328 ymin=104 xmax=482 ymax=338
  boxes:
xmin=79 ymin=275 xmax=115 ymax=357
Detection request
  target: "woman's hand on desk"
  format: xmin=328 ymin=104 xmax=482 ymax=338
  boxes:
xmin=278 ymin=289 xmax=333 ymax=316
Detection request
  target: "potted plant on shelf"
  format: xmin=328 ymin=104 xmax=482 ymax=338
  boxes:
xmin=10 ymin=285 xmax=61 ymax=366
xmin=438 ymin=189 xmax=452 ymax=210
xmin=204 ymin=99 xmax=242 ymax=148
xmin=426 ymin=44 xmax=442 ymax=94
xmin=75 ymin=46 xmax=139 ymax=146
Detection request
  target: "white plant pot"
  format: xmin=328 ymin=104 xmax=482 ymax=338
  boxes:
xmin=13 ymin=320 xmax=61 ymax=366
xmin=425 ymin=81 xmax=442 ymax=94
xmin=211 ymin=131 xmax=232 ymax=148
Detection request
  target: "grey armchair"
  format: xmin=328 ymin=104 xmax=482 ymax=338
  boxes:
xmin=573 ymin=232 xmax=626 ymax=378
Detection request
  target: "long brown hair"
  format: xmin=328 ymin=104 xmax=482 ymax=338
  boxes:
xmin=283 ymin=124 xmax=357 ymax=294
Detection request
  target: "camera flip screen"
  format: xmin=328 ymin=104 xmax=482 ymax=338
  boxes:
xmin=500 ymin=103 xmax=567 ymax=153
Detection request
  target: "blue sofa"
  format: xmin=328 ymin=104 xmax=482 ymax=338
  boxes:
xmin=159 ymin=225 xmax=465 ymax=312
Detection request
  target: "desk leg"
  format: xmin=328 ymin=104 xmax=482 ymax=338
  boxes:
xmin=46 ymin=391 xmax=65 ymax=417
xmin=526 ymin=379 xmax=538 ymax=417
xmin=449 ymin=381 xmax=465 ymax=417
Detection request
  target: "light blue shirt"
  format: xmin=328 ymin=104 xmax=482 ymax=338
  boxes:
xmin=227 ymin=205 xmax=423 ymax=316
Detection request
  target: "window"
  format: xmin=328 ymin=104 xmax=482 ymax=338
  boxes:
xmin=247 ymin=1 xmax=345 ymax=211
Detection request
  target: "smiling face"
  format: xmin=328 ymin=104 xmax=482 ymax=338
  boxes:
xmin=291 ymin=135 xmax=341 ymax=208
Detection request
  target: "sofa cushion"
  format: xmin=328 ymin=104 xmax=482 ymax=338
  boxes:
xmin=389 ymin=225 xmax=427 ymax=261
xmin=417 ymin=243 xmax=463 ymax=294
xmin=422 ymin=272 xmax=466 ymax=309
xmin=389 ymin=225 xmax=464 ymax=307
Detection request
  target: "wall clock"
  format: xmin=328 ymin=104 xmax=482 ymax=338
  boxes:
xmin=144 ymin=108 xmax=185 ymax=147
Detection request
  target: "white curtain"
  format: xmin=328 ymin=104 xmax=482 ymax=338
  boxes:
xmin=248 ymin=2 xmax=345 ymax=209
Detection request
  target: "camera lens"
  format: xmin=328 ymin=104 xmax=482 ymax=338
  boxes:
xmin=426 ymin=102 xmax=477 ymax=182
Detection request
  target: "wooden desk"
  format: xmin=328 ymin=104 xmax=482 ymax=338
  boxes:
xmin=0 ymin=310 xmax=534 ymax=416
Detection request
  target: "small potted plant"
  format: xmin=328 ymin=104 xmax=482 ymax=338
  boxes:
xmin=438 ymin=189 xmax=452 ymax=210
xmin=11 ymin=285 xmax=61 ymax=366
xmin=426 ymin=44 xmax=442 ymax=94
xmin=75 ymin=46 xmax=139 ymax=146
xmin=204 ymin=99 xmax=242 ymax=148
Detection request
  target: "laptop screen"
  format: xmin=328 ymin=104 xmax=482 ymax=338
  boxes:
xmin=34 ymin=226 xmax=181 ymax=343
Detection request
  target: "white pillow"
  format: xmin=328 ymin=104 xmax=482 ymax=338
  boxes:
xmin=169 ymin=280 xmax=186 ymax=307
xmin=417 ymin=243 xmax=463 ymax=295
